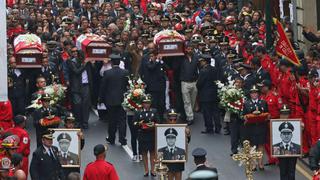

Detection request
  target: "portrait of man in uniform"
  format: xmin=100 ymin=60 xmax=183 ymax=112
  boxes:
xmin=271 ymin=120 xmax=302 ymax=157
xmin=156 ymin=126 xmax=187 ymax=162
xmin=52 ymin=129 xmax=81 ymax=167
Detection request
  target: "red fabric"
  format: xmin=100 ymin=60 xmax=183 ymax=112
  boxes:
xmin=274 ymin=19 xmax=301 ymax=66
xmin=261 ymin=55 xmax=272 ymax=71
xmin=0 ymin=101 xmax=14 ymax=132
xmin=7 ymin=27 xmax=25 ymax=40
xmin=277 ymin=70 xmax=292 ymax=105
xmin=268 ymin=62 xmax=280 ymax=87
xmin=5 ymin=127 xmax=30 ymax=176
xmin=83 ymin=159 xmax=119 ymax=180
xmin=140 ymin=0 xmax=147 ymax=14
xmin=260 ymin=91 xmax=281 ymax=119
xmin=6 ymin=0 xmax=15 ymax=8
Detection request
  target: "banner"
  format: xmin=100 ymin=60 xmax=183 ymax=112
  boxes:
xmin=0 ymin=1 xmax=7 ymax=102
xmin=274 ymin=18 xmax=301 ymax=66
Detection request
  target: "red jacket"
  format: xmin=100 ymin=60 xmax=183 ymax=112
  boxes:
xmin=0 ymin=101 xmax=14 ymax=132
xmin=83 ymin=159 xmax=119 ymax=180
xmin=278 ymin=70 xmax=292 ymax=105
xmin=260 ymin=91 xmax=281 ymax=119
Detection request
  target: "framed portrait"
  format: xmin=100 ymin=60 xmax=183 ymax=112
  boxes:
xmin=155 ymin=124 xmax=187 ymax=163
xmin=50 ymin=128 xmax=81 ymax=167
xmin=270 ymin=119 xmax=302 ymax=157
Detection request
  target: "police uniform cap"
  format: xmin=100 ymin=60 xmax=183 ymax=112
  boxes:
xmin=142 ymin=94 xmax=152 ymax=103
xmin=161 ymin=15 xmax=170 ymax=21
xmin=278 ymin=121 xmax=294 ymax=133
xmin=115 ymin=42 xmax=124 ymax=47
xmin=168 ymin=108 xmax=178 ymax=116
xmin=239 ymin=63 xmax=252 ymax=70
xmin=185 ymin=28 xmax=193 ymax=33
xmin=308 ymin=69 xmax=319 ymax=78
xmin=192 ymin=147 xmax=207 ymax=157
xmin=164 ymin=128 xmax=178 ymax=137
xmin=65 ymin=112 xmax=76 ymax=122
xmin=41 ymin=93 xmax=51 ymax=101
xmin=280 ymin=104 xmax=291 ymax=114
xmin=94 ymin=144 xmax=108 ymax=156
xmin=219 ymin=41 xmax=229 ymax=46
xmin=109 ymin=54 xmax=121 ymax=61
xmin=143 ymin=18 xmax=152 ymax=24
xmin=232 ymin=58 xmax=243 ymax=64
xmin=172 ymin=15 xmax=182 ymax=22
xmin=227 ymin=53 xmax=236 ymax=59
xmin=198 ymin=40 xmax=206 ymax=45
xmin=47 ymin=41 xmax=57 ymax=46
xmin=188 ymin=170 xmax=218 ymax=180
xmin=57 ymin=133 xmax=72 ymax=142
xmin=198 ymin=54 xmax=211 ymax=62
xmin=135 ymin=15 xmax=144 ymax=20
xmin=260 ymin=80 xmax=272 ymax=88
xmin=42 ymin=129 xmax=55 ymax=140
xmin=13 ymin=115 xmax=26 ymax=125
xmin=56 ymin=0 xmax=63 ymax=2
xmin=249 ymin=85 xmax=259 ymax=93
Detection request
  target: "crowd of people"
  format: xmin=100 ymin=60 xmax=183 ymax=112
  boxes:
xmin=1 ymin=0 xmax=320 ymax=179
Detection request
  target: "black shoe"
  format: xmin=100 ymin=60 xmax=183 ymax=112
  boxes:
xmin=264 ymin=162 xmax=276 ymax=166
xmin=215 ymin=129 xmax=221 ymax=134
xmin=201 ymin=130 xmax=214 ymax=134
xmin=144 ymin=172 xmax=149 ymax=177
xmin=82 ymin=124 xmax=89 ymax=129
xmin=150 ymin=172 xmax=156 ymax=177
xmin=120 ymin=142 xmax=127 ymax=146
xmin=106 ymin=138 xmax=115 ymax=145
xmin=302 ymin=153 xmax=309 ymax=158
xmin=259 ymin=167 xmax=265 ymax=171
xmin=252 ymin=168 xmax=257 ymax=171
xmin=224 ymin=130 xmax=230 ymax=135
xmin=187 ymin=121 xmax=194 ymax=125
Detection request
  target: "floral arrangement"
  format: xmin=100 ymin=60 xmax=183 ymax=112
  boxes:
xmin=216 ymin=78 xmax=244 ymax=114
xmin=27 ymin=84 xmax=67 ymax=109
xmin=40 ymin=116 xmax=61 ymax=127
xmin=122 ymin=77 xmax=147 ymax=112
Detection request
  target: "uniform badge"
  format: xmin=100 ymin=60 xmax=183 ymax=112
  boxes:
xmin=23 ymin=137 xmax=28 ymax=144
xmin=1 ymin=157 xmax=10 ymax=169
xmin=70 ymin=160 xmax=73 ymax=164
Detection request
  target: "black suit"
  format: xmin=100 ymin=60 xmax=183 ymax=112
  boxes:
xmin=67 ymin=59 xmax=93 ymax=128
xmin=272 ymin=142 xmax=301 ymax=155
xmin=197 ymin=64 xmax=221 ymax=132
xmin=254 ymin=67 xmax=271 ymax=84
xmin=8 ymin=68 xmax=26 ymax=115
xmin=140 ymin=59 xmax=166 ymax=122
xmin=99 ymin=66 xmax=129 ymax=144
xmin=30 ymin=146 xmax=65 ymax=180
xmin=39 ymin=66 xmax=59 ymax=85
xmin=63 ymin=0 xmax=81 ymax=9
xmin=158 ymin=146 xmax=186 ymax=160
xmin=240 ymin=73 xmax=256 ymax=97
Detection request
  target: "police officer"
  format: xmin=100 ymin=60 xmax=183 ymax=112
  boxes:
xmin=276 ymin=105 xmax=299 ymax=180
xmin=242 ymin=85 xmax=268 ymax=170
xmin=5 ymin=115 xmax=30 ymax=176
xmin=251 ymin=57 xmax=271 ymax=84
xmin=197 ymin=54 xmax=221 ymax=134
xmin=30 ymin=130 xmax=65 ymax=180
xmin=57 ymin=133 xmax=79 ymax=165
xmin=32 ymin=93 xmax=60 ymax=147
xmin=8 ymin=56 xmax=26 ymax=115
xmin=134 ymin=95 xmax=158 ymax=177
xmin=158 ymin=128 xmax=186 ymax=161
xmin=238 ymin=63 xmax=255 ymax=97
xmin=191 ymin=148 xmax=218 ymax=175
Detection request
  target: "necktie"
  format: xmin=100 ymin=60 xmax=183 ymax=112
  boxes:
xmin=50 ymin=148 xmax=56 ymax=160
xmin=64 ymin=153 xmax=67 ymax=158
xmin=170 ymin=148 xmax=174 ymax=154
xmin=285 ymin=144 xmax=289 ymax=150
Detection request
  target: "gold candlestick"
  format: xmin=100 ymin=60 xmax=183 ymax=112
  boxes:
xmin=232 ymin=140 xmax=263 ymax=180
xmin=154 ymin=156 xmax=168 ymax=180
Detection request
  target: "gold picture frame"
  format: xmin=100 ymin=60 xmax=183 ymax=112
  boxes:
xmin=270 ymin=119 xmax=302 ymax=158
xmin=49 ymin=128 xmax=81 ymax=168
xmin=155 ymin=124 xmax=188 ymax=163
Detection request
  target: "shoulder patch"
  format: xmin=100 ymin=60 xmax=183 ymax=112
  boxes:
xmin=23 ymin=137 xmax=28 ymax=144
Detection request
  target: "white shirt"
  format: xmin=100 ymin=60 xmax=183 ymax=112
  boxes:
xmin=14 ymin=69 xmax=21 ymax=77
xmin=282 ymin=142 xmax=292 ymax=150
xmin=81 ymin=70 xmax=89 ymax=84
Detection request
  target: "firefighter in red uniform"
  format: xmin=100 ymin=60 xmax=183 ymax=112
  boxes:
xmin=308 ymin=69 xmax=320 ymax=145
xmin=0 ymin=100 xmax=14 ymax=133
xmin=268 ymin=50 xmax=281 ymax=88
xmin=277 ymin=59 xmax=292 ymax=105
xmin=83 ymin=144 xmax=119 ymax=180
xmin=5 ymin=115 xmax=30 ymax=176
xmin=260 ymin=80 xmax=281 ymax=165
xmin=0 ymin=134 xmax=20 ymax=179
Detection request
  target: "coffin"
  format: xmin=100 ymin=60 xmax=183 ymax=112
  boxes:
xmin=14 ymin=34 xmax=43 ymax=68
xmin=76 ymin=34 xmax=111 ymax=61
xmin=154 ymin=30 xmax=185 ymax=57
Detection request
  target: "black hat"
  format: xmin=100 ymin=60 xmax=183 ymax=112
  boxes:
xmin=168 ymin=108 xmax=178 ymax=116
xmin=172 ymin=15 xmax=182 ymax=22
xmin=249 ymin=85 xmax=259 ymax=93
xmin=109 ymin=54 xmax=121 ymax=61
xmin=198 ymin=54 xmax=211 ymax=62
xmin=192 ymin=147 xmax=207 ymax=158
xmin=251 ymin=57 xmax=261 ymax=66
xmin=308 ymin=69 xmax=319 ymax=78
xmin=239 ymin=63 xmax=252 ymax=70
xmin=164 ymin=128 xmax=178 ymax=137
xmin=142 ymin=94 xmax=152 ymax=103
xmin=115 ymin=42 xmax=124 ymax=47
xmin=161 ymin=15 xmax=170 ymax=21
xmin=93 ymin=144 xmax=108 ymax=156
xmin=143 ymin=18 xmax=152 ymax=24
xmin=65 ymin=112 xmax=75 ymax=122
xmin=42 ymin=129 xmax=55 ymax=140
xmin=41 ymin=93 xmax=51 ymax=101
xmin=278 ymin=121 xmax=294 ymax=133
xmin=280 ymin=104 xmax=291 ymax=114
xmin=279 ymin=58 xmax=290 ymax=67
xmin=13 ymin=115 xmax=26 ymax=125
xmin=227 ymin=53 xmax=236 ymax=59
xmin=57 ymin=132 xmax=72 ymax=142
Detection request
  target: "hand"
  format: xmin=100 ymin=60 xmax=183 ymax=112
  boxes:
xmin=314 ymin=170 xmax=319 ymax=175
xmin=77 ymin=131 xmax=84 ymax=139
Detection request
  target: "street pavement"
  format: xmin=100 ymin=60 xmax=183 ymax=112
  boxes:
xmin=27 ymin=111 xmax=309 ymax=180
